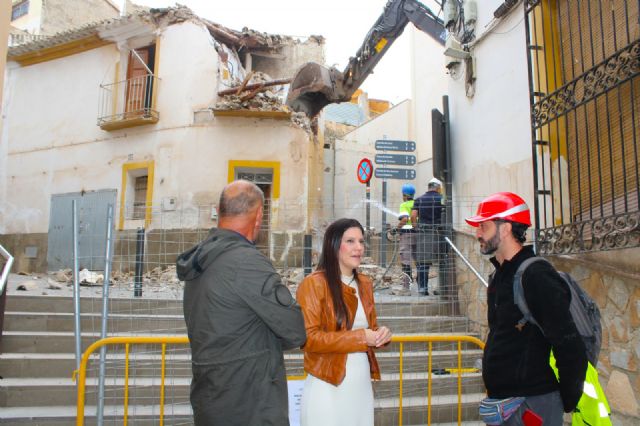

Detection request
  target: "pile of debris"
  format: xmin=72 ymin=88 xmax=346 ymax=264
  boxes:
xmin=277 ymin=259 xmax=414 ymax=297
xmin=41 ymin=265 xmax=183 ymax=290
xmin=358 ymin=258 xmax=412 ymax=296
xmin=215 ymin=90 xmax=287 ymax=112
xmin=214 ymin=71 xmax=312 ymax=132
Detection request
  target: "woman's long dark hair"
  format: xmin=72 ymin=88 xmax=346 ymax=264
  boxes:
xmin=317 ymin=218 xmax=364 ymax=330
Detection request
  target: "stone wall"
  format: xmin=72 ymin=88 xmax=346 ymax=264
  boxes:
xmin=0 ymin=233 xmax=48 ymax=273
xmin=453 ymin=231 xmax=640 ymax=424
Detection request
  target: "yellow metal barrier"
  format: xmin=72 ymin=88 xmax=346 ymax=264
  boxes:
xmin=75 ymin=334 xmax=484 ymax=426
xmin=391 ymin=335 xmax=485 ymax=426
xmin=75 ymin=336 xmax=189 ymax=426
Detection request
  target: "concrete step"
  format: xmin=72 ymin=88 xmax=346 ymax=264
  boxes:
xmin=0 ymin=373 xmax=484 ymax=407
xmin=0 ymin=394 xmax=484 ymax=425
xmin=0 ymin=350 xmax=483 ymax=378
xmin=1 ymin=311 xmax=469 ymax=334
xmin=0 ymin=331 xmax=481 ymax=354
xmin=4 ymin=294 xmax=456 ymax=317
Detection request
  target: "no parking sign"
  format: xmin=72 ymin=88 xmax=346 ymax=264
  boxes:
xmin=356 ymin=158 xmax=373 ymax=184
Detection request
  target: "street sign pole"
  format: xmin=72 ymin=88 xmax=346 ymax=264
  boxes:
xmin=366 ymin=181 xmax=370 ymax=256
xmin=381 ymin=180 xmax=387 ymax=267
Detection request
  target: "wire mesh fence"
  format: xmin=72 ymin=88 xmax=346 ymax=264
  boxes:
xmin=60 ymin=195 xmax=514 ymax=424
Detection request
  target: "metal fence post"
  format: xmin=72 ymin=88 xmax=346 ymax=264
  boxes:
xmin=96 ymin=204 xmax=114 ymax=426
xmin=134 ymin=228 xmax=145 ymax=297
xmin=381 ymin=180 xmax=387 ymax=267
xmin=303 ymin=234 xmax=312 ymax=276
xmin=72 ymin=200 xmax=82 ymax=373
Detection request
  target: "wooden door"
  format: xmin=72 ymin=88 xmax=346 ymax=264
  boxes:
xmin=125 ymin=46 xmax=154 ymax=115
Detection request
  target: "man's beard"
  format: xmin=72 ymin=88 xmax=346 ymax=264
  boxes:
xmin=479 ymin=232 xmax=501 ymax=255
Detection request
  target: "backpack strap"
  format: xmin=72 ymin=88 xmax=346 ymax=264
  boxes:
xmin=513 ymin=256 xmax=551 ymax=333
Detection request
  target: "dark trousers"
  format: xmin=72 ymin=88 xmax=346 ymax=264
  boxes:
xmin=504 ymin=391 xmax=563 ymax=425
xmin=417 ymin=263 xmax=430 ymax=295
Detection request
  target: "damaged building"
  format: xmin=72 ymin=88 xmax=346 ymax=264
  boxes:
xmin=0 ymin=6 xmax=326 ymax=272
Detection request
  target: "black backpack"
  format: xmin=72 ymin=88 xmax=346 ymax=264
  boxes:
xmin=513 ymin=257 xmax=602 ymax=366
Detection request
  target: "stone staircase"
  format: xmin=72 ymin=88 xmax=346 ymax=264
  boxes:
xmin=0 ymin=294 xmax=485 ymax=425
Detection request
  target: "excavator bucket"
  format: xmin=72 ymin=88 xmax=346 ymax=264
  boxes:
xmin=286 ymin=62 xmax=346 ymax=117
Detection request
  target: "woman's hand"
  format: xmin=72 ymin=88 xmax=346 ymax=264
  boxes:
xmin=364 ymin=328 xmax=378 ymax=346
xmin=374 ymin=326 xmax=392 ymax=347
xmin=365 ymin=327 xmax=392 ymax=347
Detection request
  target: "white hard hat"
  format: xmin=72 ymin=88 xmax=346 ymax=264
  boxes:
xmin=428 ymin=177 xmax=442 ymax=187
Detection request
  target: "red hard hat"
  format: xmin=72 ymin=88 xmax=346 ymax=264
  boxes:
xmin=465 ymin=192 xmax=531 ymax=227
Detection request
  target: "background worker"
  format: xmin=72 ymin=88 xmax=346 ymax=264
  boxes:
xmin=179 ymin=180 xmax=307 ymax=425
xmin=466 ymin=192 xmax=586 ymax=425
xmin=410 ymin=178 xmax=443 ymax=296
xmin=397 ymin=183 xmax=417 ymax=290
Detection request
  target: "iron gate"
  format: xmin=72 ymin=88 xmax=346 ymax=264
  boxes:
xmin=524 ymin=0 xmax=640 ymax=254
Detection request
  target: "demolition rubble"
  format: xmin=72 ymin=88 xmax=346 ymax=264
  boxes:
xmin=12 ymin=258 xmax=417 ymax=298
xmin=214 ymin=71 xmax=312 ymax=133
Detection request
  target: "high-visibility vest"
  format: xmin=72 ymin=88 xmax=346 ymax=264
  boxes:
xmin=398 ymin=200 xmax=414 ymax=229
xmin=549 ymin=353 xmax=612 ymax=425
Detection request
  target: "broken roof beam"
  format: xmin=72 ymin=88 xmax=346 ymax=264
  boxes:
xmin=218 ymin=78 xmax=292 ymax=96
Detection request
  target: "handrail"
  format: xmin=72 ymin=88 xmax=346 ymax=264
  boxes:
xmin=76 ymin=334 xmax=485 ymax=426
xmin=0 ymin=244 xmax=15 ymax=294
xmin=445 ymin=236 xmax=489 ymax=287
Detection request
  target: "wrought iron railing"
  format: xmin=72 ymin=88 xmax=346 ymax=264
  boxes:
xmin=524 ymin=0 xmax=640 ymax=254
xmin=8 ymin=33 xmax=50 ymax=47
xmin=98 ymin=74 xmax=159 ymax=127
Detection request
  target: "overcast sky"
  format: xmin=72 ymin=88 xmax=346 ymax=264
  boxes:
xmin=132 ymin=0 xmax=443 ymax=104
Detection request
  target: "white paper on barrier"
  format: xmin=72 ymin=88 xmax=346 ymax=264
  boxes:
xmin=288 ymin=379 xmax=305 ymax=426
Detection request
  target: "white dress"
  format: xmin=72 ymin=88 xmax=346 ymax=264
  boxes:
xmin=300 ymin=275 xmax=374 ymax=426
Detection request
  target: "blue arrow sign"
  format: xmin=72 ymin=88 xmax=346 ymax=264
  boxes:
xmin=375 ymin=168 xmax=416 ymax=180
xmin=375 ymin=154 xmax=416 ymax=166
xmin=375 ymin=140 xmax=416 ymax=152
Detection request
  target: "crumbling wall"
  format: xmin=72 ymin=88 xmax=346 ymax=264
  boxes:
xmin=251 ymin=36 xmax=325 ymax=79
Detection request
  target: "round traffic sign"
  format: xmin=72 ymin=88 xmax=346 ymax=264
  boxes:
xmin=357 ymin=158 xmax=373 ymax=184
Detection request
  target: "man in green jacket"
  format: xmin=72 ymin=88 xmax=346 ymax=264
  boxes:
xmin=179 ymin=180 xmax=307 ymax=425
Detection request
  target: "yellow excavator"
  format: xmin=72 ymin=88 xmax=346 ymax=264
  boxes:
xmin=286 ymin=0 xmax=445 ymax=117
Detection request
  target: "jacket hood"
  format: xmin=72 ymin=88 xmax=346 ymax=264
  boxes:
xmin=176 ymin=228 xmax=252 ymax=281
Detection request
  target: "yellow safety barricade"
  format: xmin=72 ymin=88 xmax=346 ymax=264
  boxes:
xmin=75 ymin=335 xmax=485 ymax=426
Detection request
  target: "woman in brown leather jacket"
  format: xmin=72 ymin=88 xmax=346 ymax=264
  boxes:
xmin=296 ymin=218 xmax=392 ymax=426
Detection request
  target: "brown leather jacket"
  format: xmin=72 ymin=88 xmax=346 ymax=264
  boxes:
xmin=296 ymin=271 xmax=381 ymax=386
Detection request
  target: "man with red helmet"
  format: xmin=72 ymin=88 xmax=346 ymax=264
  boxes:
xmin=467 ymin=192 xmax=587 ymax=425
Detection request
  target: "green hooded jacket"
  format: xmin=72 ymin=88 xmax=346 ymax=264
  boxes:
xmin=178 ymin=228 xmax=307 ymax=425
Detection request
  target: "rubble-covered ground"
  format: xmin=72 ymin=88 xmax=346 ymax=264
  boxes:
xmin=7 ymin=256 xmax=439 ymax=303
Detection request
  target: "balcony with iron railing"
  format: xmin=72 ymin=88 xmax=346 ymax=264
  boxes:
xmin=98 ymin=74 xmax=159 ymax=131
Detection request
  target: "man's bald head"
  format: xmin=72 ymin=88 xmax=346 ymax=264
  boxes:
xmin=219 ymin=180 xmax=264 ymax=218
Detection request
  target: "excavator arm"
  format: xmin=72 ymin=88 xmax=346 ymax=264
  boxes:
xmin=286 ymin=0 xmax=444 ymax=117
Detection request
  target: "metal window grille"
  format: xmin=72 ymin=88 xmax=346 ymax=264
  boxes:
xmin=132 ymin=176 xmax=148 ymax=220
xmin=524 ymin=0 xmax=640 ymax=254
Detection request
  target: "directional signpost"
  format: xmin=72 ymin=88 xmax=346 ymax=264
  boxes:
xmin=374 ymin=139 xmax=417 ymax=267
xmin=375 ymin=140 xmax=416 ymax=152
xmin=375 ymin=168 xmax=416 ymax=179
xmin=375 ymin=153 xmax=416 ymax=166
